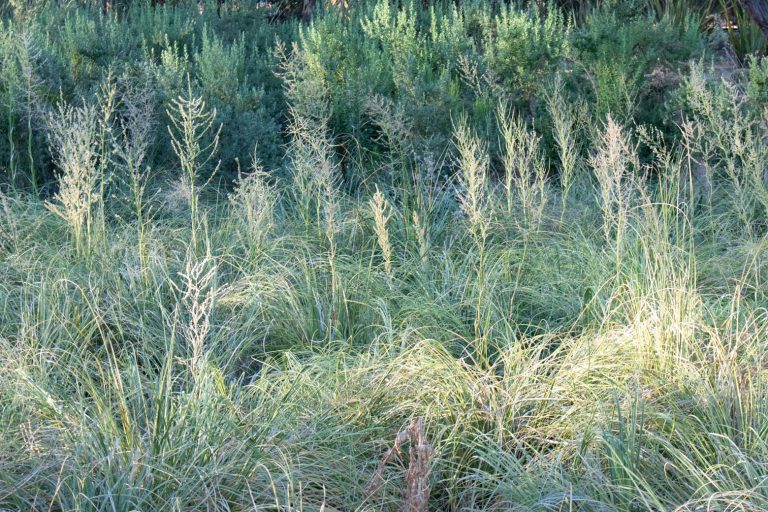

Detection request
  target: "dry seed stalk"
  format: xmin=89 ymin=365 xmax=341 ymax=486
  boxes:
xmin=370 ymin=186 xmax=394 ymax=282
xmin=367 ymin=416 xmax=433 ymax=512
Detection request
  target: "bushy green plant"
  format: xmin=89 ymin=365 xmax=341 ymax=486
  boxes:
xmin=747 ymin=54 xmax=768 ymax=105
xmin=573 ymin=6 xmax=704 ymax=126
xmin=194 ymin=27 xmax=281 ymax=172
xmin=482 ymin=3 xmax=571 ymax=104
xmin=0 ymin=23 xmax=50 ymax=191
xmin=150 ymin=35 xmax=191 ymax=98
xmin=196 ymin=27 xmax=246 ymax=104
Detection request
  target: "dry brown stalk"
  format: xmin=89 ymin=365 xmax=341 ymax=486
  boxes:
xmin=367 ymin=416 xmax=433 ymax=512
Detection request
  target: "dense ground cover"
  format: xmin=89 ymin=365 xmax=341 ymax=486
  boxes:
xmin=3 ymin=0 xmax=768 ymax=510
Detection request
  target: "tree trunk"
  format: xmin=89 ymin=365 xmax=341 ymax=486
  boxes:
xmin=738 ymin=0 xmax=768 ymax=38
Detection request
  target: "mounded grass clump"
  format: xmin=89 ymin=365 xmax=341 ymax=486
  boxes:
xmin=2 ymin=0 xmax=768 ymax=511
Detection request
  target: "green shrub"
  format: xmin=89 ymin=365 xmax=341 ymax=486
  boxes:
xmin=747 ymin=54 xmax=768 ymax=106
xmin=194 ymin=27 xmax=281 ymax=172
xmin=571 ymin=6 xmax=704 ymax=129
xmin=481 ymin=3 xmax=571 ymax=104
